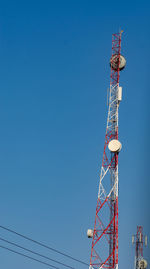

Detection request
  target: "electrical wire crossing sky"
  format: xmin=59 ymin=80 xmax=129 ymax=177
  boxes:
xmin=0 ymin=1 xmax=149 ymax=269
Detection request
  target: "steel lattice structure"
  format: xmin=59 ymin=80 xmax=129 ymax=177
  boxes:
xmin=135 ymin=226 xmax=144 ymax=268
xmin=89 ymin=32 xmax=125 ymax=269
xmin=132 ymin=226 xmax=147 ymax=269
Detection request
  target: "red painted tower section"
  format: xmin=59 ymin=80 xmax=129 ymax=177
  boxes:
xmin=89 ymin=32 xmax=125 ymax=269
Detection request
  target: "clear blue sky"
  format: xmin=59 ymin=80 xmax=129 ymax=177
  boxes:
xmin=0 ymin=0 xmax=149 ymax=269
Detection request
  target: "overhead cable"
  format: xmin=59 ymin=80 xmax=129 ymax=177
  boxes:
xmin=0 ymin=244 xmax=61 ymax=269
xmin=0 ymin=225 xmax=88 ymax=266
xmin=0 ymin=236 xmax=75 ymax=269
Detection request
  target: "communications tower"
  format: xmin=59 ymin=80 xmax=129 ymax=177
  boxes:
xmin=132 ymin=226 xmax=148 ymax=269
xmin=87 ymin=32 xmax=126 ymax=269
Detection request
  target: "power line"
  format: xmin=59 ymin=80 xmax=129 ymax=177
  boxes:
xmin=0 ymin=225 xmax=88 ymax=266
xmin=0 ymin=244 xmax=61 ymax=269
xmin=0 ymin=236 xmax=75 ymax=269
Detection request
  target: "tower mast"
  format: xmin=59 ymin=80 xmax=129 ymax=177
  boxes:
xmin=132 ymin=226 xmax=148 ymax=269
xmin=87 ymin=32 xmax=126 ymax=269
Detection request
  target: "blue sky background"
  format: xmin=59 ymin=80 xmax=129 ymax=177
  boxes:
xmin=0 ymin=0 xmax=149 ymax=269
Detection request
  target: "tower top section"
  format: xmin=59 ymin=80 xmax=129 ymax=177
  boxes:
xmin=109 ymin=32 xmax=126 ymax=87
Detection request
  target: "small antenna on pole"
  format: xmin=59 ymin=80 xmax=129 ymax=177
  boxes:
xmin=139 ymin=232 xmax=142 ymax=242
xmin=119 ymin=28 xmax=123 ymax=36
xmin=132 ymin=235 xmax=134 ymax=244
xmin=145 ymin=236 xmax=147 ymax=246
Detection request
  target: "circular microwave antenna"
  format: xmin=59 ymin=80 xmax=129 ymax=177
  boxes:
xmin=108 ymin=139 xmax=122 ymax=153
xmin=139 ymin=259 xmax=148 ymax=269
xmin=110 ymin=54 xmax=126 ymax=71
xmin=87 ymin=229 xmax=93 ymax=238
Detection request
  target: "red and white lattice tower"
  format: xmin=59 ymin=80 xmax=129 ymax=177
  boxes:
xmin=87 ymin=32 xmax=126 ymax=269
xmin=132 ymin=226 xmax=148 ymax=269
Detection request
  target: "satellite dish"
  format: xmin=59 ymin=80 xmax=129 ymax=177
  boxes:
xmin=139 ymin=259 xmax=147 ymax=269
xmin=110 ymin=54 xmax=126 ymax=71
xmin=108 ymin=139 xmax=122 ymax=153
xmin=87 ymin=229 xmax=93 ymax=238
